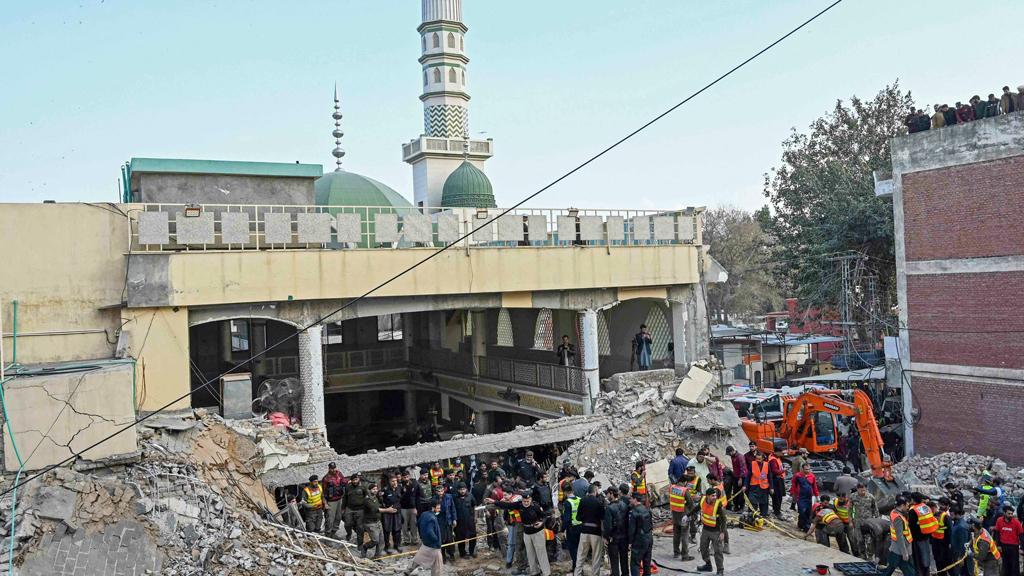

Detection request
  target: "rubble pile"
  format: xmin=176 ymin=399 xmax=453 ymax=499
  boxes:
xmin=893 ymin=452 xmax=1024 ymax=506
xmin=558 ymin=369 xmax=746 ymax=492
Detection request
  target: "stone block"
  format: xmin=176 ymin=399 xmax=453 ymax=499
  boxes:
xmin=632 ymin=216 xmax=651 ymax=241
xmin=263 ymin=212 xmax=293 ymax=244
xmin=137 ymin=211 xmax=169 ymax=245
xmin=436 ymin=213 xmax=459 ymax=242
xmin=673 ymin=366 xmax=715 ymax=407
xmin=497 ymin=215 xmax=523 ymax=241
xmin=220 ymin=211 xmax=251 ymax=244
xmin=335 ymin=213 xmax=362 ymax=243
xmin=35 ymin=487 xmax=76 ymax=523
xmin=525 ymin=214 xmax=548 ymax=242
xmin=653 ymin=215 xmax=675 ymax=240
xmin=471 ymin=221 xmax=494 ymax=242
xmin=579 ymin=216 xmax=604 ymax=241
xmin=606 ymin=216 xmax=625 ymax=241
xmin=556 ymin=216 xmax=577 ymax=242
xmin=175 ymin=212 xmax=215 ymax=244
xmin=373 ymin=213 xmax=399 ymax=243
xmin=678 ymin=214 xmax=696 ymax=241
xmin=296 ymin=213 xmax=332 ymax=244
xmin=401 ymin=213 xmax=432 ymax=243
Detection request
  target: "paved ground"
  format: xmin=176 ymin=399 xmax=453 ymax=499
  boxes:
xmin=650 ymin=519 xmax=867 ymax=576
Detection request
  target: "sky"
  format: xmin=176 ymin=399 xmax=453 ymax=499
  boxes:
xmin=2 ymin=0 xmax=1022 ymax=211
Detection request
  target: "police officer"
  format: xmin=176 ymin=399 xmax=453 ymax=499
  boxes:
xmin=627 ymin=492 xmax=654 ymax=576
xmin=360 ymin=483 xmax=386 ymax=559
xmin=667 ymin=475 xmax=695 ymax=561
xmin=849 ymin=482 xmax=880 ymax=558
xmin=343 ymin=472 xmax=369 ymax=544
xmin=301 ymin=474 xmax=326 ymax=533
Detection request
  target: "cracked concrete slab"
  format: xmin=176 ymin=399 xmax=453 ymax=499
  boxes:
xmin=2 ymin=363 xmax=137 ymax=471
xmin=34 ymin=487 xmax=77 ymax=524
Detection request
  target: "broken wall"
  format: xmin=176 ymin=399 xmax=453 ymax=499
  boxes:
xmin=3 ymin=363 xmax=138 ymax=471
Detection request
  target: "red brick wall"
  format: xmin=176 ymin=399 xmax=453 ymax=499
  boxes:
xmin=913 ymin=376 xmax=1024 ymax=465
xmin=902 ymin=155 xmax=1024 ymax=261
xmin=907 ymin=272 xmax=1024 ymax=369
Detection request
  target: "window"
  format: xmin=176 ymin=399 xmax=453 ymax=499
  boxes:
xmin=644 ymin=305 xmax=671 ymax=360
xmin=230 ymin=320 xmax=249 ymax=352
xmin=422 ymin=35 xmax=427 ymax=51
xmin=496 ymin=309 xmax=513 ymax=347
xmin=447 ymin=32 xmax=455 ymax=48
xmin=377 ymin=314 xmax=403 ymax=341
xmin=597 ymin=310 xmax=611 ymax=356
xmin=423 ymin=71 xmax=428 ymax=86
xmin=433 ymin=68 xmax=441 ymax=83
xmin=460 ymin=36 xmax=464 ymax=50
xmin=461 ymin=70 xmax=465 ymax=85
xmin=448 ymin=68 xmax=457 ymax=83
xmin=533 ymin=309 xmax=553 ymax=350
xmin=323 ymin=321 xmax=343 ymax=345
xmin=432 ymin=32 xmax=439 ymax=48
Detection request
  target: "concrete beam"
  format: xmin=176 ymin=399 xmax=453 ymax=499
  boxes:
xmin=260 ymin=414 xmax=608 ymax=487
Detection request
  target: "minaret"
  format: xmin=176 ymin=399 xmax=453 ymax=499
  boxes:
xmin=402 ymin=0 xmax=494 ymax=210
xmin=331 ymin=84 xmax=345 ymax=171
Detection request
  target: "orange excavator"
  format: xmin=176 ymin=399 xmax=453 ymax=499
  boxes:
xmin=741 ymin=388 xmax=893 ymax=479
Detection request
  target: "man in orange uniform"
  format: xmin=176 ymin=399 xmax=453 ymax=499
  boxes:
xmin=767 ymin=450 xmax=787 ymax=520
xmin=745 ymin=451 xmax=771 ymax=517
xmin=969 ymin=516 xmax=1002 ymax=576
xmin=805 ymin=502 xmax=851 ymax=553
xmin=909 ymin=493 xmax=938 ymax=576
xmin=631 ymin=461 xmax=648 ymax=506
xmin=668 ymin=477 xmax=694 ymax=561
xmin=697 ymin=488 xmax=727 ymax=576
xmin=880 ymin=496 xmax=916 ymax=576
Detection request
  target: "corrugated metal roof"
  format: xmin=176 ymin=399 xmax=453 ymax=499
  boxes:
xmin=130 ymin=157 xmax=323 ymax=178
xmin=790 ymin=366 xmax=886 ymax=382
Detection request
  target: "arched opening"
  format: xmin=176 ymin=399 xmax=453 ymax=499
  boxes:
xmin=460 ymin=36 xmax=464 ymax=51
xmin=461 ymin=70 xmax=466 ymax=85
xmin=423 ymin=70 xmax=428 ymax=86
xmin=432 ymin=32 xmax=439 ymax=48
xmin=533 ymin=308 xmax=553 ymax=350
xmin=447 ymin=32 xmax=456 ymax=48
xmin=422 ymin=35 xmax=427 ymax=51
xmin=448 ymin=67 xmax=457 ymax=83
xmin=433 ymin=68 xmax=441 ymax=83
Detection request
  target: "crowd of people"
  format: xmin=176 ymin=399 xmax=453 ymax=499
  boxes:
xmin=280 ymin=445 xmax=1023 ymax=576
xmin=905 ymin=84 xmax=1023 ymax=133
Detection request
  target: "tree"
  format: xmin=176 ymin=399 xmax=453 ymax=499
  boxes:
xmin=704 ymin=206 xmax=783 ymax=323
xmin=762 ymin=82 xmax=911 ymax=314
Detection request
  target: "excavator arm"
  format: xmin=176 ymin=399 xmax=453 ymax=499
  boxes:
xmin=780 ymin=389 xmax=892 ymax=478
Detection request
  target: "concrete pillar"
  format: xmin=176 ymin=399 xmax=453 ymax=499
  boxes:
xmin=580 ymin=309 xmax=600 ymax=415
xmin=405 ymin=388 xmax=417 ymax=432
xmin=888 ymin=356 xmax=913 ymax=458
xmin=428 ymin=311 xmax=444 ymax=349
xmin=671 ymin=300 xmax=689 ymax=375
xmin=298 ymin=324 xmax=326 ymax=433
xmin=402 ymin=313 xmax=413 ymax=361
xmin=474 ymin=411 xmax=491 ymax=435
xmin=471 ymin=311 xmax=486 ymax=376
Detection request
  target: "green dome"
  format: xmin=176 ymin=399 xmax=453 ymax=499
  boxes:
xmin=315 ymin=169 xmax=413 ymax=209
xmin=441 ymin=161 xmax=496 ymax=208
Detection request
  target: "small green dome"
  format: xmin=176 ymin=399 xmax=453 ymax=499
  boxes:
xmin=315 ymin=169 xmax=413 ymax=209
xmin=441 ymin=161 xmax=496 ymax=208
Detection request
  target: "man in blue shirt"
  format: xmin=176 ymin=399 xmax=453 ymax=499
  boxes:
xmin=405 ymin=499 xmax=443 ymax=576
xmin=668 ymin=448 xmax=689 ymax=484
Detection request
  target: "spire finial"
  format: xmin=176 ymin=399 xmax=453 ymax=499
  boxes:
xmin=331 ymin=84 xmax=345 ymax=171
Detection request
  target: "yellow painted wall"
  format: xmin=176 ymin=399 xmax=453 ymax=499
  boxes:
xmin=162 ymin=244 xmax=700 ymax=307
xmin=121 ymin=307 xmax=191 ymax=411
xmin=0 ymin=204 xmax=127 ymax=364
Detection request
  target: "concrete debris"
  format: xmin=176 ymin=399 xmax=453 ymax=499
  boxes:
xmin=560 ymin=370 xmax=746 ymax=500
xmin=892 ymin=452 xmax=1024 ymax=508
xmin=673 ymin=365 xmax=715 ymax=407
xmin=33 ymin=486 xmax=76 ymax=524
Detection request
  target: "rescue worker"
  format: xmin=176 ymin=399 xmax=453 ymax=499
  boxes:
xmin=880 ymin=496 xmax=916 ymax=576
xmin=343 ymin=472 xmax=368 ymax=543
xmin=683 ymin=466 xmax=701 ymax=545
xmin=489 ymin=491 xmax=551 ymax=576
xmin=631 ymin=461 xmax=648 ymax=505
xmin=767 ymin=449 xmax=787 ymax=519
xmin=930 ymin=498 xmax=952 ymax=574
xmin=909 ymin=492 xmax=938 ymax=576
xmin=850 ymin=482 xmax=880 ymax=558
xmin=969 ymin=516 xmax=1002 ymax=576
xmin=360 ymin=483 xmax=387 ymax=559
xmin=746 ymin=451 xmax=771 ymax=517
xmin=381 ymin=474 xmax=404 ymax=553
xmin=322 ymin=462 xmax=346 ymax=537
xmin=697 ymin=487 xmax=727 ymax=575
xmin=429 ymin=461 xmax=445 ymax=496
xmin=805 ymin=501 xmax=850 ymax=553
xmin=791 ymin=462 xmax=820 ymax=532
xmin=832 ymin=494 xmax=856 ymax=556
xmin=706 ymin=473 xmax=730 ymax=554
xmin=301 ymin=474 xmax=326 ymax=533
xmin=627 ymin=492 xmax=654 ymax=576
xmin=973 ymin=471 xmax=996 ymax=527
xmin=668 ymin=476 xmax=695 ymax=561
xmin=603 ymin=486 xmax=631 ymax=576
xmin=562 ymin=484 xmax=584 ymax=570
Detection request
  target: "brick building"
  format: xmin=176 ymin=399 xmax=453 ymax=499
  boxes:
xmin=879 ymin=111 xmax=1024 ymax=464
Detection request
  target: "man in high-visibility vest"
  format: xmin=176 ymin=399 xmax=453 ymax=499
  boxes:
xmin=668 ymin=479 xmax=695 ymax=561
xmin=697 ymin=487 xmax=727 ymax=576
xmin=707 ymin=474 xmax=730 ymax=555
xmin=562 ymin=490 xmax=584 ymax=571
xmin=767 ymin=450 xmax=787 ymax=520
xmin=804 ymin=502 xmax=850 ymax=553
xmin=631 ymin=461 xmax=648 ymax=506
xmin=968 ymin=516 xmax=1002 ymax=576
xmin=429 ymin=462 xmax=445 ymax=496
xmin=909 ymin=492 xmax=938 ymax=576
xmin=683 ymin=466 xmax=701 ymax=546
xmin=879 ymin=497 xmax=915 ymax=576
xmin=832 ymin=495 xmax=855 ymax=558
xmin=745 ymin=451 xmax=771 ymax=517
xmin=929 ymin=498 xmax=952 ymax=575
xmin=301 ymin=474 xmax=326 ymax=533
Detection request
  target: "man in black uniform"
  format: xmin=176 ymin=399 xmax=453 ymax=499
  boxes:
xmin=343 ymin=473 xmax=369 ymax=544
xmin=453 ymin=483 xmax=478 ymax=559
xmin=603 ymin=486 xmax=630 ymax=576
xmin=380 ymin=474 xmax=404 ymax=554
xmin=360 ymin=483 xmax=385 ymax=559
xmin=517 ymin=450 xmax=541 ymax=484
xmin=628 ymin=492 xmax=654 ymax=576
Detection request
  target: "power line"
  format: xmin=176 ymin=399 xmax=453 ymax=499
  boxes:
xmin=0 ymin=0 xmax=847 ymax=497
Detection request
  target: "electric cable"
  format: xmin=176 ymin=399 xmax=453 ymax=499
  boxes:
xmin=0 ymin=0 xmax=848 ymax=497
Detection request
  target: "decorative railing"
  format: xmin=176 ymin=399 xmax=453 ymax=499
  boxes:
xmin=128 ymin=203 xmax=702 ymax=252
xmin=409 ymin=348 xmax=586 ymax=395
xmin=261 ymin=347 xmax=405 ymax=377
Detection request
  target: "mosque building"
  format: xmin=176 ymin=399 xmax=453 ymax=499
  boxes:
xmin=0 ymin=0 xmax=716 ymax=469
